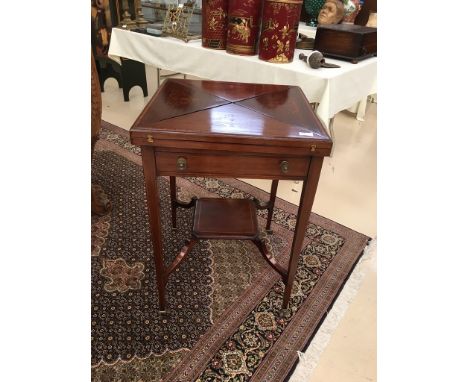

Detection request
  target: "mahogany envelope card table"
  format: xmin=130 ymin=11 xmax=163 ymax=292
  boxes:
xmin=130 ymin=79 xmax=333 ymax=312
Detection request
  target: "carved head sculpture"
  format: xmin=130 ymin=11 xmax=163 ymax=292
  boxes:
xmin=317 ymin=0 xmax=344 ymax=25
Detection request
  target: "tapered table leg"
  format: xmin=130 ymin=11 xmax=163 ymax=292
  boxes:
xmin=266 ymin=180 xmax=278 ymax=233
xmin=282 ymin=157 xmax=324 ymax=309
xmin=170 ymin=176 xmax=177 ymax=228
xmin=141 ymin=146 xmax=167 ymax=311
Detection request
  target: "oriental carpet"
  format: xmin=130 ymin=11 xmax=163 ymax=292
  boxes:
xmin=91 ymin=121 xmax=369 ymax=382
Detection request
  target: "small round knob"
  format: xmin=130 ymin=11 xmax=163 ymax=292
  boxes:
xmin=177 ymin=157 xmax=187 ymax=171
xmin=280 ymin=160 xmax=289 ymax=174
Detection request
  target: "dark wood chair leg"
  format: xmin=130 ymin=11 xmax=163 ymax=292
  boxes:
xmin=141 ymin=76 xmax=148 ymax=97
xmin=266 ymin=180 xmax=278 ymax=233
xmin=123 ymin=87 xmax=130 ymax=102
xmin=121 ymin=58 xmax=148 ymax=102
xmin=96 ymin=60 xmax=105 ymax=92
xmin=96 ymin=58 xmax=122 ymax=92
xmin=170 ymin=176 xmax=177 ymax=228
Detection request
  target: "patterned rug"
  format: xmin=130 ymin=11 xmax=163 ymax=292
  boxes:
xmin=91 ymin=122 xmax=369 ymax=382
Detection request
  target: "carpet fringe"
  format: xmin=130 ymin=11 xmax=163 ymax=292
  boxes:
xmin=288 ymin=237 xmax=377 ymax=382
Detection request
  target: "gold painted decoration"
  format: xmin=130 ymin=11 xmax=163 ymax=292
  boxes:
xmin=226 ymin=0 xmax=263 ymax=56
xmin=258 ymin=0 xmax=304 ymax=63
xmin=202 ymin=0 xmax=229 ymax=49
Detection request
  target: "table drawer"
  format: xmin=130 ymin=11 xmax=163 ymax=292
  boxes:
xmin=155 ymin=152 xmax=310 ymax=179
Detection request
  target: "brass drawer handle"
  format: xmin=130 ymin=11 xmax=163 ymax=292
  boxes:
xmin=280 ymin=160 xmax=289 ymax=174
xmin=177 ymin=157 xmax=187 ymax=171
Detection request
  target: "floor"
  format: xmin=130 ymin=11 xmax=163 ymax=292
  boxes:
xmin=101 ymin=66 xmax=377 ymax=382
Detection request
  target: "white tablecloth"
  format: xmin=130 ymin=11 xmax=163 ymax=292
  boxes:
xmin=108 ymin=26 xmax=376 ymax=127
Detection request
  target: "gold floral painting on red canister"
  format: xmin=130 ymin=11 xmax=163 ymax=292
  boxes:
xmin=259 ymin=0 xmax=304 ymax=63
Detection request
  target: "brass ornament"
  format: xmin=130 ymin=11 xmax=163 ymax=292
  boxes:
xmin=119 ymin=0 xmax=137 ymax=29
xmin=162 ymin=1 xmax=201 ymax=43
xmin=134 ymin=0 xmax=149 ymax=27
xmin=280 ymin=160 xmax=289 ymax=173
xmin=177 ymin=157 xmax=187 ymax=171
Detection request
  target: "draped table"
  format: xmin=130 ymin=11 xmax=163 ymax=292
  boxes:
xmin=108 ymin=24 xmax=376 ymax=129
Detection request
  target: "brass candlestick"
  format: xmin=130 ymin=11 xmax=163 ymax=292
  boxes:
xmin=134 ymin=0 xmax=149 ymax=27
xmin=119 ymin=0 xmax=137 ymax=29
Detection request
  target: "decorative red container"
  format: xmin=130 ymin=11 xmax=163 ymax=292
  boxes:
xmin=258 ymin=0 xmax=304 ymax=63
xmin=226 ymin=0 xmax=263 ymax=55
xmin=202 ymin=0 xmax=229 ymax=49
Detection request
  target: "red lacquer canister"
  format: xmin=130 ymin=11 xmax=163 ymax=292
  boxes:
xmin=202 ymin=0 xmax=229 ymax=49
xmin=258 ymin=0 xmax=303 ymax=63
xmin=226 ymin=0 xmax=263 ymax=55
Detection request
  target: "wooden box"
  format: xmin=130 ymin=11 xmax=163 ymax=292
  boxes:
xmin=314 ymin=24 xmax=377 ymax=63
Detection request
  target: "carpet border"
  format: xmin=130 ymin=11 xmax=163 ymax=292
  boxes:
xmin=284 ymin=241 xmax=368 ymax=381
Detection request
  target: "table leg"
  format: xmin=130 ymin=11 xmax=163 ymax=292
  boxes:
xmin=266 ymin=180 xmax=278 ymax=233
xmin=157 ymin=68 xmax=161 ymax=88
xmin=282 ymin=157 xmax=324 ymax=309
xmin=170 ymin=176 xmax=177 ymax=228
xmin=141 ymin=146 xmax=167 ymax=311
xmin=356 ymin=95 xmax=368 ymax=122
xmin=329 ymin=116 xmax=336 ymax=157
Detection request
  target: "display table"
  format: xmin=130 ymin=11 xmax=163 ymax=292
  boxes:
xmin=130 ymin=79 xmax=333 ymax=311
xmin=108 ymin=25 xmax=376 ymax=128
